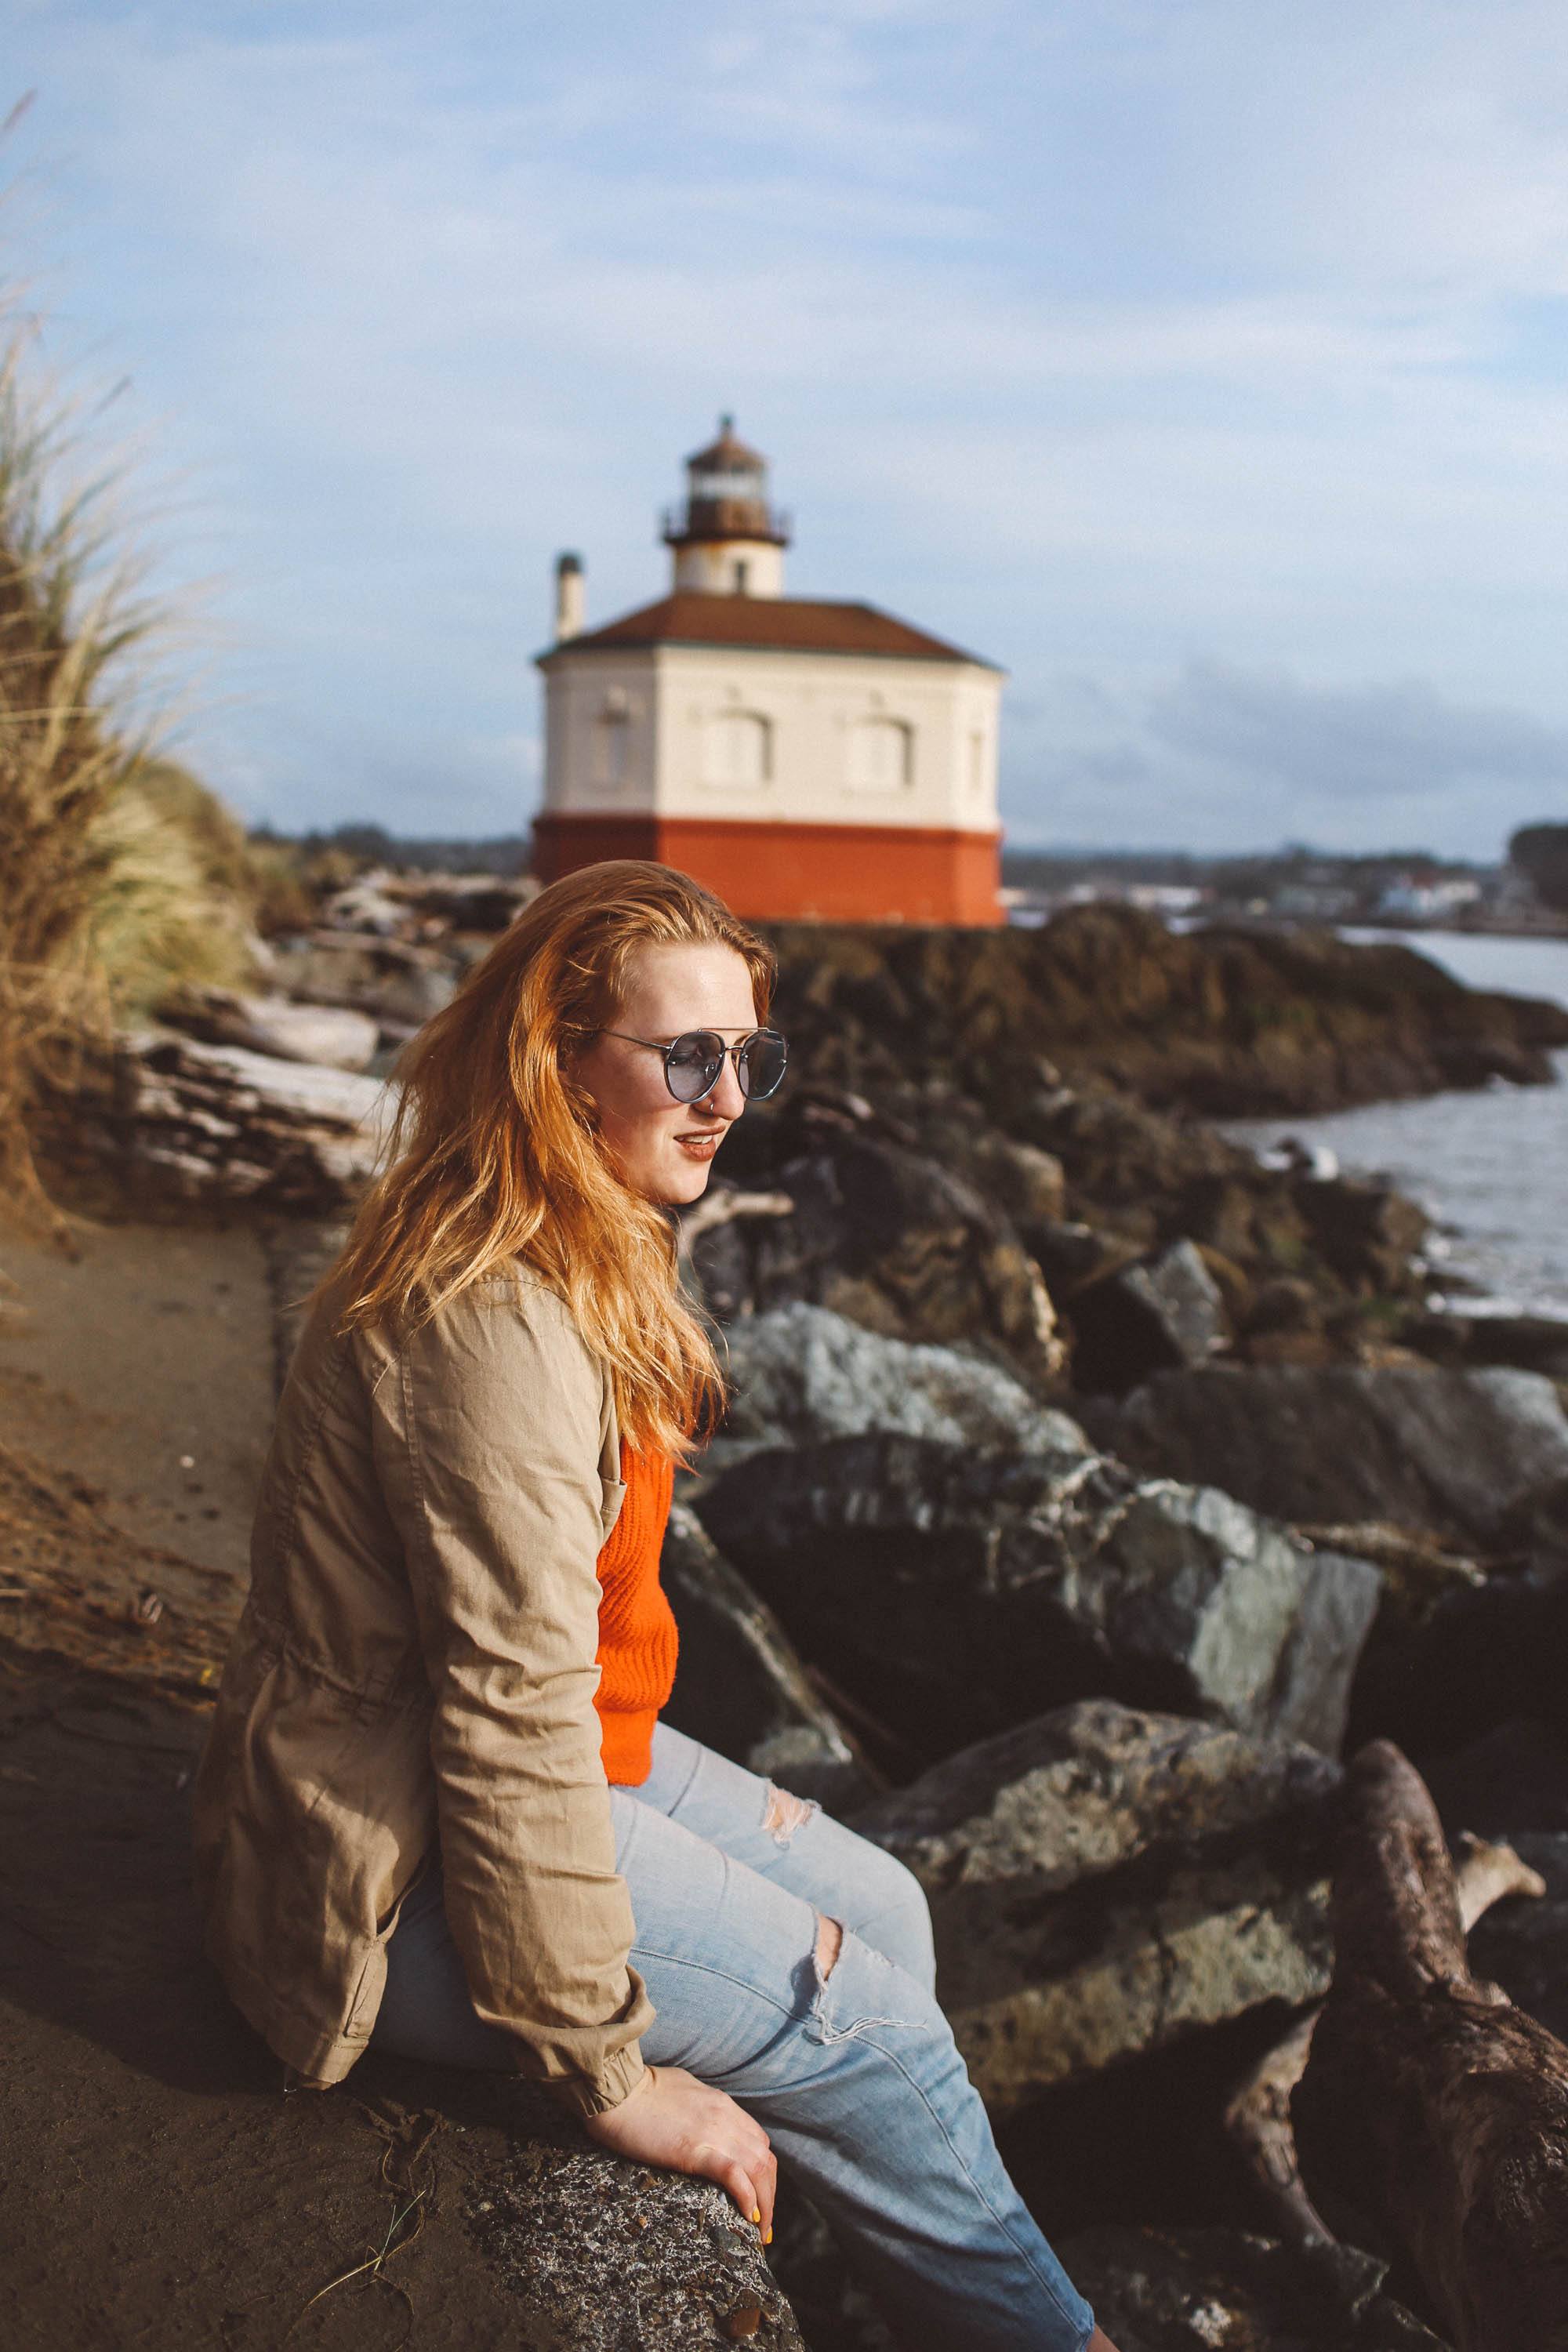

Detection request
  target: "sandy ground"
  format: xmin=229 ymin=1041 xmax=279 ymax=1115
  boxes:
xmin=0 ymin=1213 xmax=275 ymax=1581
xmin=0 ymin=1208 xmax=531 ymax=2351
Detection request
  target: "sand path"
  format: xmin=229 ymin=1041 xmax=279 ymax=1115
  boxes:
xmin=0 ymin=1210 xmax=527 ymax=2350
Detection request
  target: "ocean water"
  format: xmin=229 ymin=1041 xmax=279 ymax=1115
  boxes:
xmin=1223 ymin=931 xmax=1568 ymax=1318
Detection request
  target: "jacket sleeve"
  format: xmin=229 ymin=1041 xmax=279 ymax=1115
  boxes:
xmin=365 ymin=1276 xmax=653 ymax=2115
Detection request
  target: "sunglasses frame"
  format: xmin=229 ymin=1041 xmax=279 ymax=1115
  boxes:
xmin=595 ymin=1025 xmax=789 ymax=1104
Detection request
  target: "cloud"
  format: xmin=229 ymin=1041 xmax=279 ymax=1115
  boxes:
xmin=1148 ymin=660 xmax=1568 ymax=799
xmin=11 ymin=1 xmax=1568 ymax=842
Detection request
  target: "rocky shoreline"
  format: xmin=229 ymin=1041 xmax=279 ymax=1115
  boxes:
xmin=12 ymin=880 xmax=1568 ymax=2349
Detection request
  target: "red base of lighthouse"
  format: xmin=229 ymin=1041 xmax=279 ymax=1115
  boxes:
xmin=531 ymin=815 xmax=1002 ymax=926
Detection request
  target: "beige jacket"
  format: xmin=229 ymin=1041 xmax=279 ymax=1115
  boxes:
xmin=192 ymin=1267 xmax=654 ymax=2115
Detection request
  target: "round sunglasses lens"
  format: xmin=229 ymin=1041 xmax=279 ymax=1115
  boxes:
xmin=665 ymin=1031 xmax=725 ymax=1102
xmin=740 ymin=1032 xmax=787 ymax=1099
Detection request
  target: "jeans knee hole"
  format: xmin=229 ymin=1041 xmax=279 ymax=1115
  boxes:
xmin=763 ymin=1783 xmax=819 ymax=1849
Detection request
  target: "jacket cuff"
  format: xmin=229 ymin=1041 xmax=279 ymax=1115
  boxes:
xmin=545 ymin=2042 xmax=648 ymax=2118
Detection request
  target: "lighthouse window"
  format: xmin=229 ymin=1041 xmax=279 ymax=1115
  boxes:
xmin=848 ymin=717 xmax=914 ymax=794
xmin=593 ymin=706 xmax=630 ymax=789
xmin=692 ymin=466 xmax=762 ymax=503
xmin=703 ymin=709 xmax=772 ymax=789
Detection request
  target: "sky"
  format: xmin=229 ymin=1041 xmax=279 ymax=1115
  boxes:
xmin=9 ymin=0 xmax=1568 ymax=856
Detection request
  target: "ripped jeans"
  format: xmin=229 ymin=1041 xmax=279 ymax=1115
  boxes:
xmin=372 ymin=1722 xmax=1095 ymax=2352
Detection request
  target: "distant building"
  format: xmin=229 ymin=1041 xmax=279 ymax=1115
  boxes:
xmin=1375 ymin=874 xmax=1483 ymax=920
xmin=532 ymin=419 xmax=1004 ymax=924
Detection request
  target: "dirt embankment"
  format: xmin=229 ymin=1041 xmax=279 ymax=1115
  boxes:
xmin=0 ymin=1214 xmax=543 ymax=2352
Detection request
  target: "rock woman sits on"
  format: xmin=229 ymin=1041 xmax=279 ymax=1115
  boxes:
xmin=193 ymin=858 xmax=1116 ymax=2352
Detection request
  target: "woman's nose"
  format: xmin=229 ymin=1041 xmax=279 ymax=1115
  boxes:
xmin=699 ymin=1052 xmax=748 ymax=1119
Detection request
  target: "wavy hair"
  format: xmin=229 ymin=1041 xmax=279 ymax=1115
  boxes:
xmin=325 ymin=859 xmax=776 ymax=1458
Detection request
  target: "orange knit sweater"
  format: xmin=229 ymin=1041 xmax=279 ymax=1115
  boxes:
xmin=593 ymin=1439 xmax=678 ymax=1786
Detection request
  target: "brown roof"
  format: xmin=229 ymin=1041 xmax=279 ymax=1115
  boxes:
xmin=538 ymin=593 xmax=1000 ymax=670
xmin=688 ymin=421 xmax=769 ymax=473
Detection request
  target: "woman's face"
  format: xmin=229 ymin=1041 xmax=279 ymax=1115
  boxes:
xmin=573 ymin=941 xmax=760 ymax=1206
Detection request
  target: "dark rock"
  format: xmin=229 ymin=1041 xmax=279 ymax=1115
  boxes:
xmin=1243 ymin=1276 xmax=1326 ymax=1338
xmin=760 ymin=904 xmax=1568 ymax=1119
xmin=1348 ymin=1554 xmax=1568 ymax=1759
xmin=661 ymin=1506 xmax=875 ymax=1813
xmin=1402 ymin=1308 xmax=1568 ymax=1380
xmin=1018 ymin=1218 xmax=1123 ymax=1296
xmin=713 ymin=1302 xmax=1085 ymax=1465
xmin=1100 ymin=1363 xmax=1568 ymax=1548
xmin=1294 ymin=1174 xmax=1429 ymax=1294
xmin=464 ymin=2088 xmax=804 ymax=2350
xmin=766 ymin=2202 xmax=898 ymax=2352
xmin=697 ymin=1435 xmax=1381 ymax=1762
xmin=1067 ymin=1239 xmax=1231 ymax=1396
xmin=1059 ymin=2225 xmax=1447 ymax=2350
xmin=685 ymin=1136 xmax=1063 ymax=1383
xmin=854 ymin=1700 xmax=1340 ymax=2107
xmin=966 ymin=1133 xmax=1068 ymax=1223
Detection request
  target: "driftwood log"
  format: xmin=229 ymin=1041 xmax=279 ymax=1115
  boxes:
xmin=1291 ymin=1738 xmax=1568 ymax=2351
xmin=1225 ymin=1826 xmax=1546 ymax=2247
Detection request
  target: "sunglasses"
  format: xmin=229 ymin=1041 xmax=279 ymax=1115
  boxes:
xmin=597 ymin=1025 xmax=789 ymax=1104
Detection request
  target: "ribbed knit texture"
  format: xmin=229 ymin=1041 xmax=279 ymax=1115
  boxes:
xmin=593 ymin=1439 xmax=678 ymax=1786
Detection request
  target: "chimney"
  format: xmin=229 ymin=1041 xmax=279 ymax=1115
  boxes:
xmin=554 ymin=551 xmax=584 ymax=642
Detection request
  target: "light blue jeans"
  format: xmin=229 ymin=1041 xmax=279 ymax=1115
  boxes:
xmin=373 ymin=1722 xmax=1095 ymax=2352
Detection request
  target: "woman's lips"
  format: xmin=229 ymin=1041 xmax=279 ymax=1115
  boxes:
xmin=676 ymin=1132 xmax=721 ymax=1160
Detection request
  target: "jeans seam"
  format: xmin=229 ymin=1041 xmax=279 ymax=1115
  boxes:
xmin=658 ymin=1726 xmax=711 ymax=1817
xmin=633 ymin=1945 xmax=1090 ymax=2341
xmin=848 ymin=2025 xmax=1095 ymax=2338
xmin=630 ymin=1946 xmax=799 ymax=2025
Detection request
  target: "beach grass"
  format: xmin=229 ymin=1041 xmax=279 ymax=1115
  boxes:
xmin=0 ymin=307 xmax=260 ymax=1226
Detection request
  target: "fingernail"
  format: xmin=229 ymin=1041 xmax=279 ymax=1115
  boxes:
xmin=751 ymin=2209 xmax=760 ymax=2224
xmin=764 ymin=2228 xmax=773 ymax=2245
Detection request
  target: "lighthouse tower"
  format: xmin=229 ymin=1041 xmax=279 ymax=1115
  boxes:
xmin=532 ymin=420 xmax=1004 ymax=924
xmin=662 ymin=417 xmax=790 ymax=598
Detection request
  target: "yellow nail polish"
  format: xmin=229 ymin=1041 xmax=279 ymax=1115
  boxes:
xmin=751 ymin=2209 xmax=761 ymax=2224
xmin=765 ymin=2228 xmax=773 ymax=2245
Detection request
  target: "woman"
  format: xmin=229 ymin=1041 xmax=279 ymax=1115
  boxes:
xmin=194 ymin=861 xmax=1114 ymax=2352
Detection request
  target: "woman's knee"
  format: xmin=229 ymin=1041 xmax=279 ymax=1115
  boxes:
xmin=829 ymin=1835 xmax=935 ymax=1992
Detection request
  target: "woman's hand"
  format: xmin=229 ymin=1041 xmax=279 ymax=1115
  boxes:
xmin=583 ymin=2064 xmax=778 ymax=2239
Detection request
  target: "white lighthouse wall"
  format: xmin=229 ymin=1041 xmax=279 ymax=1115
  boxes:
xmin=670 ymin=541 xmax=786 ymax=597
xmin=543 ymin=645 xmax=1000 ymax=833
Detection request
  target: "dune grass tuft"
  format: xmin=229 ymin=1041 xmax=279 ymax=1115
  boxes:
xmin=0 ymin=315 xmax=259 ymax=1226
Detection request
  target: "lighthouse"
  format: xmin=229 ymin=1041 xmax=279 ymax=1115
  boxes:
xmin=532 ymin=420 xmax=1004 ymax=924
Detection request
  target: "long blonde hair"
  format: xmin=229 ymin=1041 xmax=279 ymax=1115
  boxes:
xmin=326 ymin=859 xmax=776 ymax=1457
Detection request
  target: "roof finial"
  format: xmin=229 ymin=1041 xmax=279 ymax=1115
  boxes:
xmin=719 ymin=411 xmax=735 ymax=435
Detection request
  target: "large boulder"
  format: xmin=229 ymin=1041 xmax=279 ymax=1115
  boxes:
xmin=683 ymin=1133 xmax=1064 ymax=1385
xmin=660 ymin=1506 xmax=875 ymax=1813
xmin=855 ymin=1700 xmax=1340 ymax=2109
xmin=1060 ymin=2227 xmax=1446 ymax=2350
xmin=713 ymin=1301 xmax=1085 ymax=1464
xmin=696 ymin=1435 xmax=1381 ymax=1761
xmin=1065 ymin=1237 xmax=1231 ymax=1396
xmin=465 ymin=2097 xmax=805 ymax=2350
xmin=1096 ymin=1363 xmax=1568 ymax=1548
